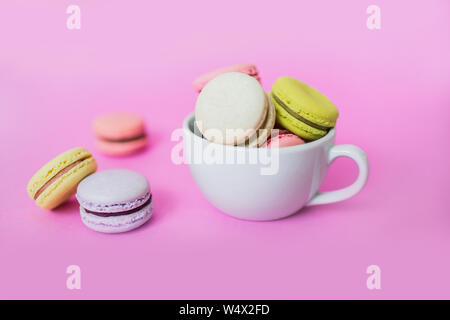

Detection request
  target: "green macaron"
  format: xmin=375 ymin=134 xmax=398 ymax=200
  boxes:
xmin=271 ymin=77 xmax=339 ymax=140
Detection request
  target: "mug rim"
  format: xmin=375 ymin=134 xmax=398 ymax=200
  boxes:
xmin=182 ymin=112 xmax=335 ymax=153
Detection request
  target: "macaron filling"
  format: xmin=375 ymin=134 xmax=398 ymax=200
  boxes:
xmin=77 ymin=190 xmax=151 ymax=213
xmin=97 ymin=133 xmax=146 ymax=143
xmin=33 ymin=158 xmax=86 ymax=200
xmin=82 ymin=194 xmax=152 ymax=217
xmin=271 ymin=93 xmax=330 ymax=131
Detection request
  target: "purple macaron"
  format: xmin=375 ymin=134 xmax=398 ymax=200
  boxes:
xmin=76 ymin=169 xmax=153 ymax=233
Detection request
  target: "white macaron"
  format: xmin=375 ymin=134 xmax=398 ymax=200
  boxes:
xmin=195 ymin=72 xmax=271 ymax=146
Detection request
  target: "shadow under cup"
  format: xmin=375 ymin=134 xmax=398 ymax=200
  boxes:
xmin=182 ymin=113 xmax=369 ymax=221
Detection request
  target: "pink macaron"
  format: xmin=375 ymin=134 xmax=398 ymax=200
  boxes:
xmin=193 ymin=63 xmax=261 ymax=92
xmin=93 ymin=112 xmax=147 ymax=156
xmin=263 ymin=130 xmax=305 ymax=148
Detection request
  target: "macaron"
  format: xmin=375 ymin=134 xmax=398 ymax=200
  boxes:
xmin=27 ymin=147 xmax=97 ymax=210
xmin=93 ymin=112 xmax=147 ymax=156
xmin=76 ymin=169 xmax=153 ymax=233
xmin=193 ymin=63 xmax=260 ymax=92
xmin=271 ymin=77 xmax=339 ymax=141
xmin=247 ymin=92 xmax=276 ymax=147
xmin=195 ymin=72 xmax=274 ymax=146
xmin=262 ymin=130 xmax=305 ymax=148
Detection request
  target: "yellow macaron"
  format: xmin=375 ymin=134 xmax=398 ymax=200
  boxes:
xmin=271 ymin=77 xmax=339 ymax=140
xmin=27 ymin=147 xmax=97 ymax=210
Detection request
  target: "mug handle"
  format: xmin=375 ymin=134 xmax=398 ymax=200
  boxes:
xmin=307 ymin=144 xmax=369 ymax=206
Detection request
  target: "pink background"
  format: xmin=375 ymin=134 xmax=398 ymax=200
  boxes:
xmin=1 ymin=0 xmax=449 ymax=299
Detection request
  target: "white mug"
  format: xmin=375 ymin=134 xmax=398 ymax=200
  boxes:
xmin=182 ymin=113 xmax=369 ymax=221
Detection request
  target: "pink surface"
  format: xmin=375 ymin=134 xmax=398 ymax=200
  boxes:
xmin=0 ymin=0 xmax=449 ymax=299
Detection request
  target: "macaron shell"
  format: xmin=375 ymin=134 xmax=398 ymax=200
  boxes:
xmin=272 ymin=77 xmax=339 ymax=128
xmin=80 ymin=199 xmax=153 ymax=233
xmin=27 ymin=147 xmax=93 ymax=199
xmin=195 ymin=72 xmax=267 ymax=145
xmin=76 ymin=169 xmax=150 ymax=212
xmin=247 ymin=92 xmax=276 ymax=147
xmin=96 ymin=137 xmax=147 ymax=156
xmin=35 ymin=157 xmax=97 ymax=210
xmin=274 ymin=101 xmax=327 ymax=140
xmin=264 ymin=132 xmax=305 ymax=148
xmin=93 ymin=113 xmax=145 ymax=140
xmin=193 ymin=63 xmax=260 ymax=92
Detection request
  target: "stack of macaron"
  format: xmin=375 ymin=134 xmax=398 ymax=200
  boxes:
xmin=26 ymin=63 xmax=339 ymax=233
xmin=27 ymin=112 xmax=153 ymax=233
xmin=192 ymin=64 xmax=339 ymax=147
xmin=27 ymin=147 xmax=153 ymax=233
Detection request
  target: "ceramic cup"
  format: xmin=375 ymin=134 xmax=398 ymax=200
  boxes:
xmin=182 ymin=113 xmax=369 ymax=221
